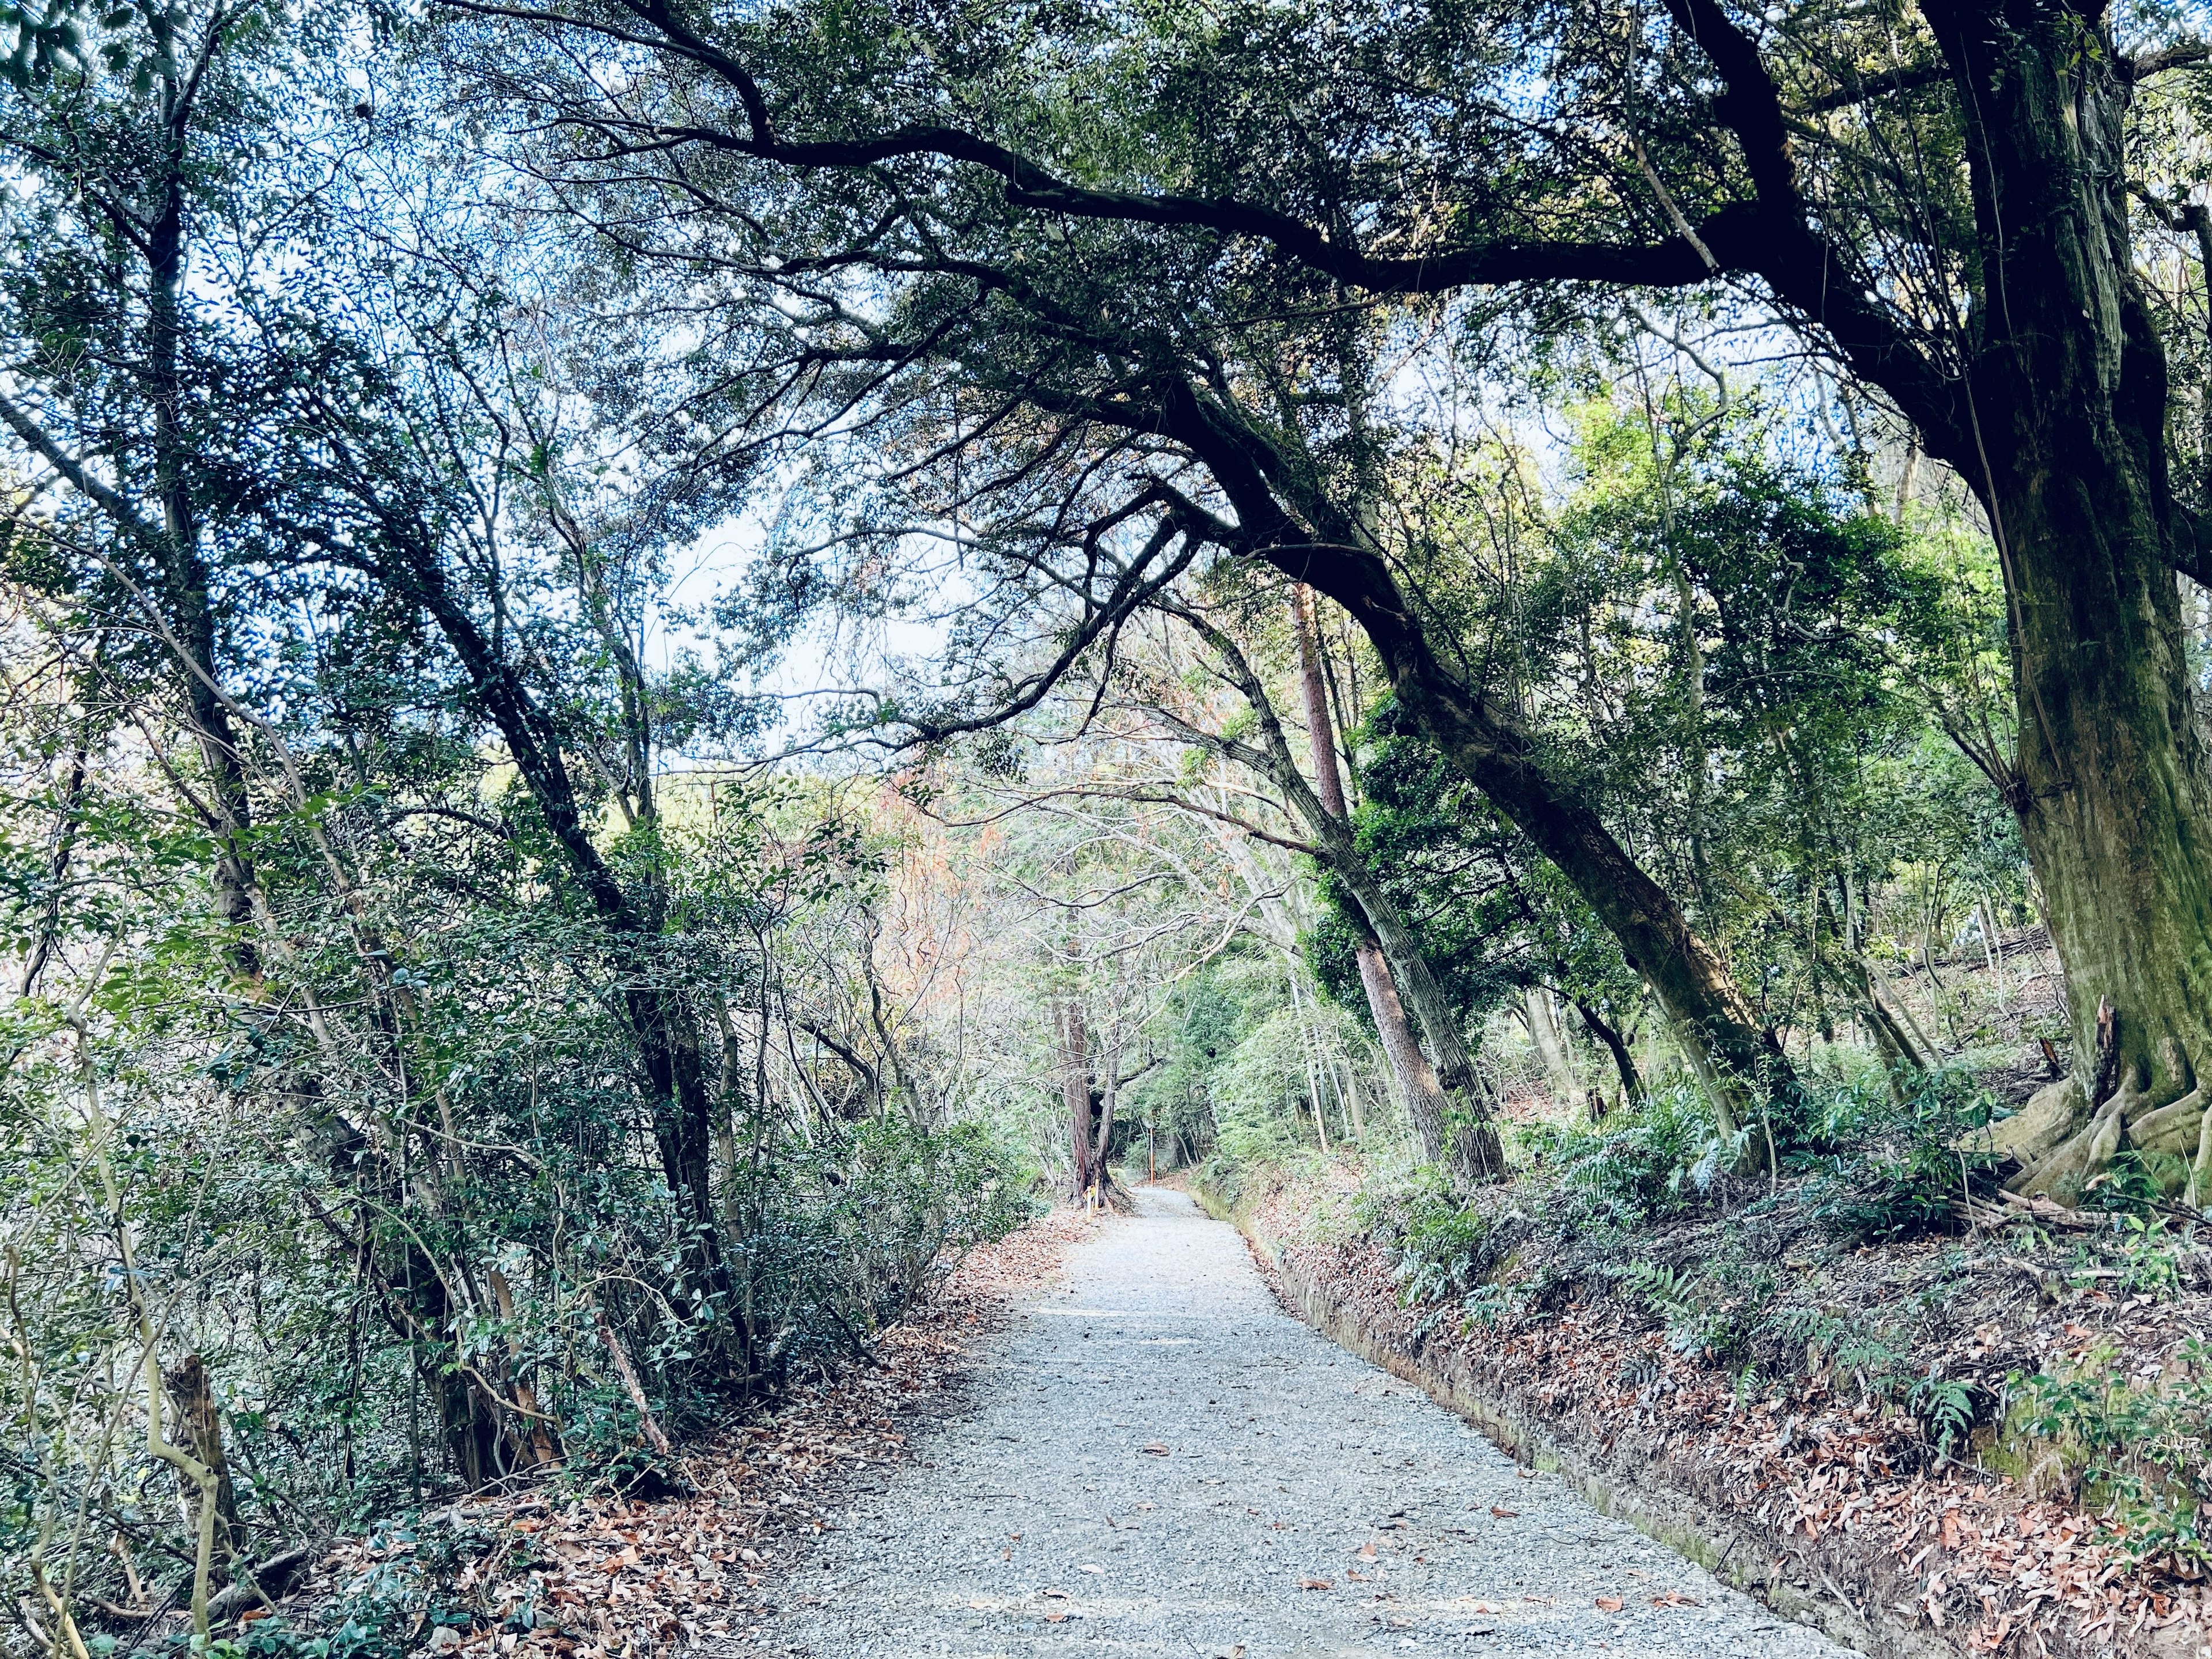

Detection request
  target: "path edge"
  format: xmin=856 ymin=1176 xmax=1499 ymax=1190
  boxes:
xmin=1192 ymin=1184 xmax=1958 ymax=1659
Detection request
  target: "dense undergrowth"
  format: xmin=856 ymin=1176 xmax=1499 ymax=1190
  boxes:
xmin=1245 ymin=1066 xmax=2212 ymax=1588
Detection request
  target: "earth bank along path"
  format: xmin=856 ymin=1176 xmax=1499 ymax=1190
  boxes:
xmin=769 ymin=1188 xmax=1849 ymax=1658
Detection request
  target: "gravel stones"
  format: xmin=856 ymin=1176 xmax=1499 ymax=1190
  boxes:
xmin=766 ymin=1188 xmax=1848 ymax=1658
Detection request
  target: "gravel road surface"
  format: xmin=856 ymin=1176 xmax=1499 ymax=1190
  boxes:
xmin=770 ymin=1187 xmax=1849 ymax=1658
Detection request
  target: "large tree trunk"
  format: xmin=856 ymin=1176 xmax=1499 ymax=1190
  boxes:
xmin=1277 ymin=548 xmax=1787 ymax=1168
xmin=1915 ymin=0 xmax=2212 ymax=1202
xmin=1151 ymin=385 xmax=1785 ymax=1170
xmin=1287 ymin=585 xmax=1478 ymax=1173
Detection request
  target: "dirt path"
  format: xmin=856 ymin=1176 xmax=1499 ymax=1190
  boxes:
xmin=767 ymin=1188 xmax=1849 ymax=1657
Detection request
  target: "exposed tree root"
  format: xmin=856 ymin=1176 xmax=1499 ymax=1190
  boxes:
xmin=1994 ymin=1070 xmax=2212 ymax=1206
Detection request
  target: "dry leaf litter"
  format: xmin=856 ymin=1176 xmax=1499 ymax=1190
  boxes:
xmin=299 ymin=1209 xmax=1095 ymax=1659
xmin=1244 ymin=1166 xmax=2210 ymax=1659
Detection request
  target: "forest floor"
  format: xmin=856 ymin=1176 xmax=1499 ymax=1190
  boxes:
xmin=300 ymin=1209 xmax=1095 ymax=1659
xmin=1225 ymin=1163 xmax=2211 ymax=1659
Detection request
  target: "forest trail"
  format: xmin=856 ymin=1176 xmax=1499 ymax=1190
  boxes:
xmin=767 ymin=1190 xmax=1846 ymax=1658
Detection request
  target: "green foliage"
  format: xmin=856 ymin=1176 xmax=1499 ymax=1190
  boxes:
xmin=1802 ymin=1068 xmax=2004 ymax=1241
xmin=1604 ymin=1258 xmax=1768 ymax=1363
xmin=2070 ymin=1213 xmax=2187 ymax=1301
xmin=1521 ymin=1084 xmax=1717 ymax=1229
xmin=1353 ymin=1171 xmax=1491 ymax=1306
xmin=727 ymin=1117 xmax=1035 ymax=1365
xmin=2013 ymin=1340 xmax=2212 ymax=1569
xmin=1908 ymin=1370 xmax=1980 ymax=1457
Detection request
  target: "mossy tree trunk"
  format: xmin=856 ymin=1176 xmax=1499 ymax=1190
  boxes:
xmin=1915 ymin=0 xmax=2212 ymax=1202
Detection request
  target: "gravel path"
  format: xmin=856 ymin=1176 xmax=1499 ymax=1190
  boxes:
xmin=771 ymin=1188 xmax=1850 ymax=1658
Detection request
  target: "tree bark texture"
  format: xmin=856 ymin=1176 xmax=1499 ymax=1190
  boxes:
xmin=1570 ymin=997 xmax=1643 ymax=1107
xmin=1289 ymin=586 xmax=1465 ymax=1168
xmin=1895 ymin=1 xmax=2212 ymax=1200
xmin=1153 ymin=389 xmax=1787 ymax=1162
xmin=1265 ymin=539 xmax=1787 ymax=1166
xmin=162 ymin=1355 xmax=239 ymax=1562
xmin=1058 ymin=1000 xmax=1092 ymax=1198
xmin=1523 ymin=989 xmax=1584 ymax=1108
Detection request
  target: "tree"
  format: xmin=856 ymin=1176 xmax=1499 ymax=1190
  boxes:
xmin=438 ymin=0 xmax=2212 ymax=1192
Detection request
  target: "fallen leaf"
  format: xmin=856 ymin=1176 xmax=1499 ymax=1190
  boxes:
xmin=1142 ymin=1443 xmax=1171 ymax=1456
xmin=1078 ymin=1563 xmax=1104 ymax=1574
xmin=1357 ymin=1544 xmax=1378 ymax=1562
xmin=1596 ymin=1596 xmax=1623 ymax=1612
xmin=1651 ymin=1592 xmax=1700 ymax=1609
xmin=1490 ymin=1506 xmax=1518 ymax=1520
xmin=1298 ymin=1577 xmax=1334 ymax=1591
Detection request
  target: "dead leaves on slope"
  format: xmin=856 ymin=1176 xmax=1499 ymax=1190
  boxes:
xmin=308 ymin=1209 xmax=1094 ymax=1659
xmin=1248 ymin=1179 xmax=2207 ymax=1658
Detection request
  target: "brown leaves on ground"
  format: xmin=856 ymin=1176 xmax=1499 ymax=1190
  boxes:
xmin=1248 ymin=1173 xmax=2207 ymax=1659
xmin=305 ymin=1209 xmax=1094 ymax=1659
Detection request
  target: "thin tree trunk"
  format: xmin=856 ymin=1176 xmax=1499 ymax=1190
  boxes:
xmin=1288 ymin=973 xmax=1331 ymax=1153
xmin=1283 ymin=593 xmax=1486 ymax=1176
xmin=1353 ymin=940 xmax=1453 ymax=1163
xmin=1522 ymin=989 xmax=1582 ymax=1107
xmin=358 ymin=515 xmax=725 ymax=1285
xmin=1194 ymin=597 xmax=1504 ymax=1185
xmin=161 ymin=1357 xmax=239 ymax=1564
xmin=1570 ymin=997 xmax=1642 ymax=1107
xmin=1059 ymin=1001 xmax=1091 ymax=1198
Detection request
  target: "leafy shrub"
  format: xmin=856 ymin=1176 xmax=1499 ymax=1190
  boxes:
xmin=1908 ymin=1369 xmax=1982 ymax=1457
xmin=2079 ymin=1214 xmax=2187 ymax=1300
xmin=2013 ymin=1339 xmax=2212 ymax=1570
xmin=1353 ymin=1172 xmax=1492 ymax=1306
xmin=1605 ymin=1259 xmax=1767 ymax=1363
xmin=726 ymin=1116 xmax=1033 ymax=1370
xmin=1804 ymin=1067 xmax=2003 ymax=1241
xmin=2079 ymin=1149 xmax=2173 ymax=1218
xmin=1528 ymin=1084 xmax=1714 ymax=1229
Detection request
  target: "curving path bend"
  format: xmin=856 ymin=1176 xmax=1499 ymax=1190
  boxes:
xmin=768 ymin=1188 xmax=1849 ymax=1658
